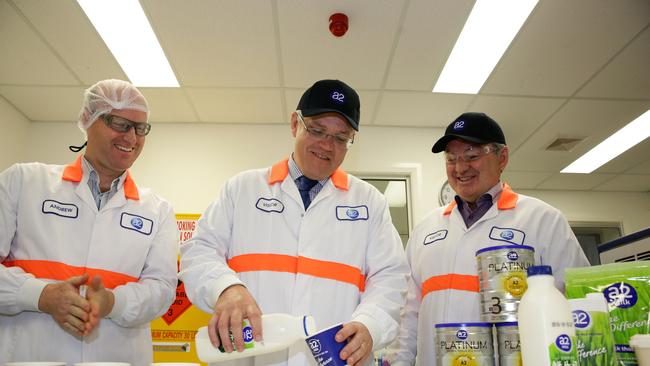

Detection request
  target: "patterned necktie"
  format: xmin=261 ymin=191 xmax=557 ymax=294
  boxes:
xmin=296 ymin=175 xmax=319 ymax=209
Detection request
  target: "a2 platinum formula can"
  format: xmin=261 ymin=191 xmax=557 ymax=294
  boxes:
xmin=495 ymin=322 xmax=521 ymax=366
xmin=435 ymin=322 xmax=494 ymax=366
xmin=476 ymin=245 xmax=535 ymax=322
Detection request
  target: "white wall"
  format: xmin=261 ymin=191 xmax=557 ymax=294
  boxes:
xmin=0 ymin=97 xmax=29 ymax=169
xmin=7 ymin=120 xmax=650 ymax=235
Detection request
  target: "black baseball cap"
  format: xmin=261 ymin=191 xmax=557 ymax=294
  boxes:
xmin=297 ymin=79 xmax=361 ymax=131
xmin=431 ymin=112 xmax=506 ymax=153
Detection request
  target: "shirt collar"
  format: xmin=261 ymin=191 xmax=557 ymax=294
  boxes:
xmin=82 ymin=156 xmax=125 ymax=194
xmin=268 ymin=156 xmax=349 ymax=191
xmin=454 ymin=181 xmax=503 ymax=209
xmin=62 ymin=155 xmax=140 ymax=200
xmin=288 ymin=154 xmax=328 ymax=187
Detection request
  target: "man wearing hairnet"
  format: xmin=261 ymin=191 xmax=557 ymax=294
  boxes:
xmin=0 ymin=79 xmax=178 ymax=365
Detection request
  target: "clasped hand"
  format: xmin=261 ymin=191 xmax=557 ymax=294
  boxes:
xmin=38 ymin=274 xmax=114 ymax=337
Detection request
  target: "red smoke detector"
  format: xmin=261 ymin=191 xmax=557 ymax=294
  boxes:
xmin=329 ymin=13 xmax=349 ymax=37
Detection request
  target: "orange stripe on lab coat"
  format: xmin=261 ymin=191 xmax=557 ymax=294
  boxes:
xmin=228 ymin=253 xmax=365 ymax=291
xmin=421 ymin=273 xmax=479 ymax=298
xmin=3 ymin=260 xmax=138 ymax=289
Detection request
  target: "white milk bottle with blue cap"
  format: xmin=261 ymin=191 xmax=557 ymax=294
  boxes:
xmin=195 ymin=313 xmax=316 ymax=363
xmin=518 ymin=265 xmax=578 ymax=366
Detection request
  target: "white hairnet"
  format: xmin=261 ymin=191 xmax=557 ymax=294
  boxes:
xmin=77 ymin=79 xmax=149 ymax=135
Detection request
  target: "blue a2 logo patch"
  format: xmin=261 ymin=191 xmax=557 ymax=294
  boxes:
xmin=489 ymin=226 xmax=525 ymax=245
xmin=120 ymin=212 xmax=153 ymax=235
xmin=336 ymin=205 xmax=369 ymax=221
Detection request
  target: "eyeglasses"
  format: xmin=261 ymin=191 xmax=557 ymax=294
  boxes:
xmin=102 ymin=115 xmax=151 ymax=136
xmin=296 ymin=111 xmax=355 ymax=149
xmin=444 ymin=144 xmax=501 ymax=165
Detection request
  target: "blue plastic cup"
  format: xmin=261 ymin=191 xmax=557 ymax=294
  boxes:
xmin=305 ymin=323 xmax=347 ymax=366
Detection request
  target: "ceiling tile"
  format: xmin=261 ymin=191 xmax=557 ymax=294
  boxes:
xmin=577 ymin=25 xmax=650 ymax=99
xmin=278 ymin=0 xmax=405 ymax=89
xmin=186 ymin=88 xmax=284 ymax=123
xmin=374 ymin=91 xmax=473 ymax=126
xmin=502 ymin=170 xmax=554 ymax=190
xmin=12 ymin=0 xmax=126 ymax=85
xmin=483 ymin=0 xmax=650 ymax=96
xmin=140 ymin=88 xmax=199 ymax=123
xmin=593 ymin=174 xmax=650 ymax=192
xmin=384 ymin=0 xmax=474 ymax=91
xmin=0 ymin=0 xmax=78 ymax=85
xmin=142 ymin=0 xmax=279 ymax=87
xmin=0 ymin=85 xmax=84 ymax=121
xmin=627 ymin=158 xmax=650 ymax=175
xmin=537 ymin=172 xmax=616 ymax=190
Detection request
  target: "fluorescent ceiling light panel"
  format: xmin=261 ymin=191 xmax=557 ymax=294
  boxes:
xmin=433 ymin=0 xmax=538 ymax=94
xmin=77 ymin=0 xmax=179 ymax=87
xmin=561 ymin=110 xmax=650 ymax=174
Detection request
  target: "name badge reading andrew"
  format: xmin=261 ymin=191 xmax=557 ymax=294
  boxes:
xmin=336 ymin=205 xmax=369 ymax=221
xmin=42 ymin=200 xmax=78 ymax=218
xmin=120 ymin=212 xmax=153 ymax=235
xmin=255 ymin=198 xmax=284 ymax=213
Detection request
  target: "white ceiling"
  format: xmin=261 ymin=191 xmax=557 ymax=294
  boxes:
xmin=1 ymin=0 xmax=649 ymax=192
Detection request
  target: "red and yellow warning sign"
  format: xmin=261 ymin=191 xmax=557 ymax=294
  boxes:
xmin=151 ymin=213 xmax=211 ymax=364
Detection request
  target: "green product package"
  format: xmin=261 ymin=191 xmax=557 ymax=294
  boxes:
xmin=565 ymin=261 xmax=650 ymax=366
xmin=576 ymin=311 xmax=617 ymax=365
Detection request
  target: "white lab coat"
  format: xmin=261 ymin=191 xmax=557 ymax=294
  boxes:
xmin=179 ymin=159 xmax=409 ymax=366
xmin=387 ymin=183 xmax=590 ymax=366
xmin=0 ymin=158 xmax=178 ymax=366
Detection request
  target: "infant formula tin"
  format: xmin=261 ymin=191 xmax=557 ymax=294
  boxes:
xmin=476 ymin=245 xmax=535 ymax=322
xmin=435 ymin=322 xmax=494 ymax=366
xmin=495 ymin=322 xmax=521 ymax=366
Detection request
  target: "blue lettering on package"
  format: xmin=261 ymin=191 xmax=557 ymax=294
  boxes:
xmin=243 ymin=324 xmax=254 ymax=342
xmin=489 ymin=226 xmax=525 ymax=245
xmin=603 ymin=282 xmax=638 ymax=309
xmin=120 ymin=212 xmax=153 ymax=235
xmin=336 ymin=206 xmax=368 ymax=221
xmin=42 ymin=200 xmax=79 ymax=219
xmin=555 ymin=334 xmax=573 ymax=352
xmin=255 ymin=198 xmax=285 ymax=213
xmin=424 ymin=230 xmax=448 ymax=245
xmin=572 ymin=310 xmax=591 ymax=329
xmin=507 ymin=251 xmax=519 ymax=260
xmin=456 ymin=329 xmax=468 ymax=340
xmin=308 ymin=339 xmax=322 ymax=354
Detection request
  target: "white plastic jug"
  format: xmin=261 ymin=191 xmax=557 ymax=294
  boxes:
xmin=195 ymin=313 xmax=316 ymax=363
xmin=518 ymin=265 xmax=578 ymax=366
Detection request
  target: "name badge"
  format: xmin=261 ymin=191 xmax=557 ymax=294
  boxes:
xmin=336 ymin=205 xmax=369 ymax=221
xmin=42 ymin=200 xmax=78 ymax=218
xmin=489 ymin=226 xmax=525 ymax=245
xmin=120 ymin=212 xmax=153 ymax=235
xmin=424 ymin=230 xmax=448 ymax=245
xmin=255 ymin=198 xmax=285 ymax=213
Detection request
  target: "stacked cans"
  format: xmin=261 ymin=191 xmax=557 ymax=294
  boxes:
xmin=476 ymin=245 xmax=535 ymax=366
xmin=434 ymin=323 xmax=494 ymax=366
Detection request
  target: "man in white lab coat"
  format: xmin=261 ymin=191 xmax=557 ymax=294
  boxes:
xmin=0 ymin=79 xmax=178 ymax=365
xmin=386 ymin=112 xmax=590 ymax=365
xmin=180 ymin=79 xmax=409 ymax=366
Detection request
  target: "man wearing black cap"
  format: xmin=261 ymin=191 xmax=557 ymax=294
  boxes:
xmin=386 ymin=112 xmax=589 ymax=366
xmin=180 ymin=80 xmax=408 ymax=366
